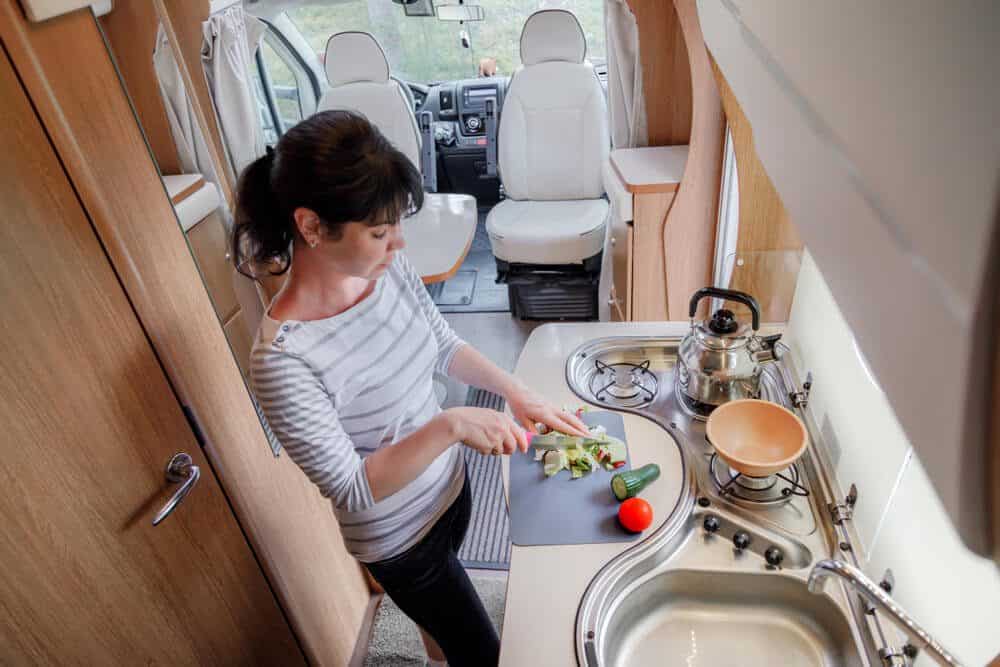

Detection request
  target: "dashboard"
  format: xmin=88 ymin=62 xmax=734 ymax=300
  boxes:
xmin=415 ymin=76 xmax=508 ymax=143
xmin=407 ymin=76 xmax=510 ymax=203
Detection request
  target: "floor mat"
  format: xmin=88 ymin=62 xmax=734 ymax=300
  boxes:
xmin=457 ymin=387 xmax=512 ymax=570
xmin=363 ymin=574 xmax=506 ymax=667
xmin=426 ymin=269 xmax=476 ymax=305
xmin=429 ymin=211 xmax=510 ymax=314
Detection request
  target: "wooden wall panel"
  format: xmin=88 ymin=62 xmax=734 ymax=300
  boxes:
xmin=99 ymin=1 xmax=180 ymax=175
xmin=712 ymin=59 xmax=803 ymax=321
xmin=0 ymin=5 xmax=370 ymax=664
xmin=627 ymin=0 xmax=692 ymax=146
xmin=659 ymin=0 xmax=725 ymax=319
xmin=630 ymin=192 xmax=673 ymax=321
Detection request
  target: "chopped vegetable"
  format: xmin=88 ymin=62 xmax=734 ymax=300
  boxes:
xmin=530 ymin=407 xmax=631 ymax=482
xmin=543 ymin=450 xmax=568 ymax=477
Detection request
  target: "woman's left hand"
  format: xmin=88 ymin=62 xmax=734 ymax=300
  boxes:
xmin=505 ymin=385 xmax=590 ymax=450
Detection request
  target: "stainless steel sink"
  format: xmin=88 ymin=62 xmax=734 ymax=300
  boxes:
xmin=601 ymin=569 xmax=864 ymax=667
xmin=567 ymin=337 xmax=879 ymax=667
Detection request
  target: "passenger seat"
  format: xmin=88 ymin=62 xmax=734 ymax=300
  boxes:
xmin=486 ymin=9 xmax=610 ymax=319
xmin=316 ymin=32 xmax=477 ymax=283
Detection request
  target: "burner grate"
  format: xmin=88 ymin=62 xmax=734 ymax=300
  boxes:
xmin=588 ymin=359 xmax=658 ymax=408
xmin=708 ymin=452 xmax=809 ymax=505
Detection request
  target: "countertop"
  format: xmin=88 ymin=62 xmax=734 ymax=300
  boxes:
xmin=499 ymin=321 xmax=692 ymax=667
xmin=609 ymin=145 xmax=689 ymax=194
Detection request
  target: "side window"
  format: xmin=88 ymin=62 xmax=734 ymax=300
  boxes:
xmin=252 ymin=27 xmax=319 ymax=144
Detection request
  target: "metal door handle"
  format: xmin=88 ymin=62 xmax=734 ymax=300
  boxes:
xmin=152 ymin=453 xmax=200 ymax=526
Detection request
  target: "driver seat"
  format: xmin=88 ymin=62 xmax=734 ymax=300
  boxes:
xmin=486 ymin=10 xmax=609 ymax=319
xmin=316 ymin=32 xmax=476 ymax=284
xmin=317 ymin=31 xmax=421 ymax=168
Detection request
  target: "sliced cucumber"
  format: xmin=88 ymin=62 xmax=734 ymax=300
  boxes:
xmin=610 ymin=463 xmax=661 ymax=501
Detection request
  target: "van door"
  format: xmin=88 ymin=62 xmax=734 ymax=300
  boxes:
xmin=0 ymin=47 xmax=304 ymax=665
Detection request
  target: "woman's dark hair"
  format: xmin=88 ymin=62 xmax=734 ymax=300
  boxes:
xmin=232 ymin=109 xmax=424 ymax=277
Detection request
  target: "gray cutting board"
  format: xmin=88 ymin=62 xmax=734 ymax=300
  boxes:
xmin=509 ymin=411 xmax=640 ymax=546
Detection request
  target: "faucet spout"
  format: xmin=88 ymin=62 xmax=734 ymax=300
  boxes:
xmin=808 ymin=559 xmax=962 ymax=666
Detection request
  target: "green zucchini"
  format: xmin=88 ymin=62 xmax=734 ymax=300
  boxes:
xmin=611 ymin=463 xmax=661 ymax=501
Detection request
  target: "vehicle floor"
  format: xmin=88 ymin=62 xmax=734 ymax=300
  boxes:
xmin=426 ymin=209 xmax=509 ymax=313
xmin=361 ymin=569 xmax=507 ymax=667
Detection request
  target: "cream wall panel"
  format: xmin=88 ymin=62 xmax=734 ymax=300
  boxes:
xmin=868 ymin=454 xmax=1000 ymax=666
xmin=784 ymin=252 xmax=910 ymax=551
xmin=787 ymin=251 xmax=1000 ymax=664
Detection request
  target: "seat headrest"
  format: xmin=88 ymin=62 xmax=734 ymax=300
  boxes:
xmin=520 ymin=10 xmax=586 ymax=66
xmin=325 ymin=31 xmax=390 ymax=87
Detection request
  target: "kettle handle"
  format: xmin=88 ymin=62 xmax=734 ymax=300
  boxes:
xmin=689 ymin=287 xmax=761 ymax=331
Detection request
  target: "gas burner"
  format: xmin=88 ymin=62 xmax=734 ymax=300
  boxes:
xmin=676 ymin=392 xmax=716 ymax=421
xmin=708 ymin=453 xmax=809 ymax=505
xmin=589 ymin=359 xmax=658 ymax=408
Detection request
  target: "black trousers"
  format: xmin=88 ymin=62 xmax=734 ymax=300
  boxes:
xmin=364 ymin=476 xmax=500 ymax=666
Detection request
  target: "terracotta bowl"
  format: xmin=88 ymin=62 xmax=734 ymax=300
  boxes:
xmin=705 ymin=399 xmax=808 ymax=477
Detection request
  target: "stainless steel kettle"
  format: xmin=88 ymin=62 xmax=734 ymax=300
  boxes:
xmin=675 ymin=287 xmax=777 ymax=416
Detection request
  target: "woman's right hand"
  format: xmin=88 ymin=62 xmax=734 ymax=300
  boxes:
xmin=441 ymin=407 xmax=528 ymax=456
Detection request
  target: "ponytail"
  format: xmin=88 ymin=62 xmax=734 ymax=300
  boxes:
xmin=232 ymin=147 xmax=292 ymax=278
xmin=230 ymin=110 xmax=424 ymax=280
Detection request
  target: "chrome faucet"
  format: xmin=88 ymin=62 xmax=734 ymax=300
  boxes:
xmin=808 ymin=559 xmax=962 ymax=666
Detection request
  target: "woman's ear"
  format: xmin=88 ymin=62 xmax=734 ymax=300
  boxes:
xmin=292 ymin=207 xmax=322 ymax=246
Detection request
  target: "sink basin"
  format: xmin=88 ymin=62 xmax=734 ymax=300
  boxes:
xmin=599 ymin=569 xmax=864 ymax=667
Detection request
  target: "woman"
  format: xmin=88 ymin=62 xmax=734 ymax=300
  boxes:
xmin=233 ymin=110 xmax=588 ymax=667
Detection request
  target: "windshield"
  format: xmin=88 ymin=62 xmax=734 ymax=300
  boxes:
xmin=288 ymin=1 xmax=606 ymax=84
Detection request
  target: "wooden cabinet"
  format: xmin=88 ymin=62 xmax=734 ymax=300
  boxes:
xmin=604 ymin=147 xmax=687 ymax=321
xmin=0 ymin=38 xmax=304 ymax=665
xmin=171 ymin=180 xmax=255 ymax=375
xmin=3 ymin=6 xmax=373 ymax=663
xmin=608 ymin=219 xmax=633 ymax=321
xmin=187 ymin=209 xmax=240 ymax=321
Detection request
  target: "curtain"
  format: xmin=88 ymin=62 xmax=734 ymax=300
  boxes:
xmin=202 ymin=6 xmax=267 ymax=181
xmin=605 ymin=0 xmax=648 ymax=149
xmin=153 ymin=21 xmax=266 ymax=349
xmin=153 ymin=25 xmax=221 ymax=180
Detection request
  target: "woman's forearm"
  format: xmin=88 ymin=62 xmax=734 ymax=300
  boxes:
xmin=448 ymin=344 xmax=590 ymax=438
xmin=364 ymin=412 xmax=456 ymax=501
xmin=447 ymin=344 xmax=525 ymax=399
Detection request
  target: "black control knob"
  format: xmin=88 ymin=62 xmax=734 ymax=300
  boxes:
xmin=765 ymin=547 xmax=784 ymax=567
xmin=466 ymin=116 xmax=481 ymax=131
xmin=733 ymin=531 xmax=751 ymax=551
xmin=703 ymin=515 xmax=721 ymax=534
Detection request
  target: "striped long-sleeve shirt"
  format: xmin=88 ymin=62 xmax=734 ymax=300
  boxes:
xmin=250 ymin=253 xmax=466 ymax=563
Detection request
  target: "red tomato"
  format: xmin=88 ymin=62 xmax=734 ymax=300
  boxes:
xmin=618 ymin=498 xmax=654 ymax=533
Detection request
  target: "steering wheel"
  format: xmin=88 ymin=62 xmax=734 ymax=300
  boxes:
xmin=405 ymin=81 xmax=429 ymax=112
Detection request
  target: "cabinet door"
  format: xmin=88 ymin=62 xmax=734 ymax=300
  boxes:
xmin=187 ymin=209 xmax=240 ymax=321
xmin=609 ymin=211 xmax=633 ymax=321
xmin=0 ymin=47 xmax=303 ymax=665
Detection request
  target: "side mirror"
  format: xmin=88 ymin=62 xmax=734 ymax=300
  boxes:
xmin=436 ymin=4 xmax=485 ymax=21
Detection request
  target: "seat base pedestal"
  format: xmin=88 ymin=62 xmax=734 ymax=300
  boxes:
xmin=495 ymin=254 xmax=601 ymax=321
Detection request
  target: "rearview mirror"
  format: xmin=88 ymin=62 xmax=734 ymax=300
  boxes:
xmin=436 ymin=4 xmax=485 ymax=21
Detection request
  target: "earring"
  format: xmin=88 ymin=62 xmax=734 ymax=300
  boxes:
xmin=309 ymin=240 xmax=318 ymax=248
